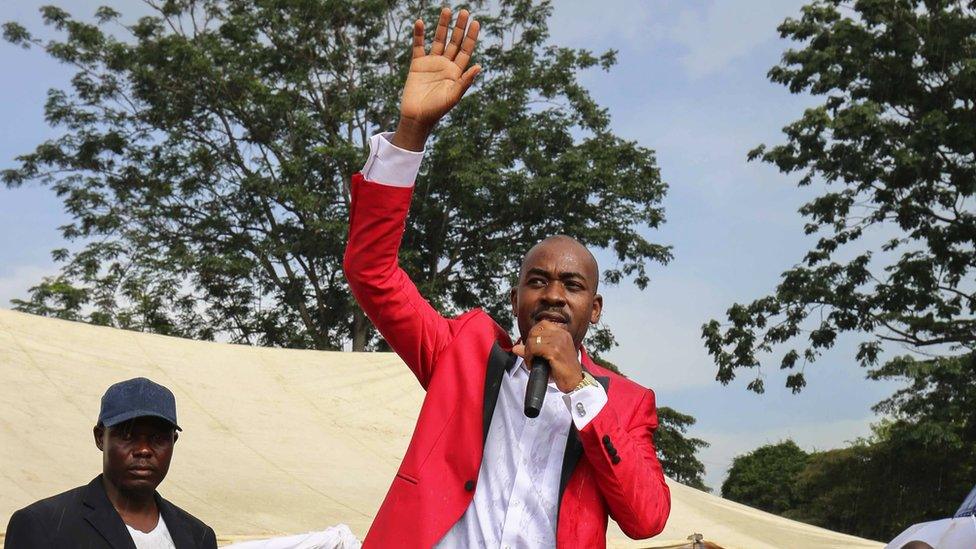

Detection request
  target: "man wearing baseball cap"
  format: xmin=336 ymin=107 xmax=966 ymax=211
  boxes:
xmin=5 ymin=377 xmax=217 ymax=548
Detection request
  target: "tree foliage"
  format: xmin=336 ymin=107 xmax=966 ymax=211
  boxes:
xmin=2 ymin=0 xmax=670 ymax=352
xmin=723 ymin=353 xmax=976 ymax=540
xmin=702 ymin=0 xmax=976 ymax=392
xmin=721 ymin=440 xmax=809 ymax=514
xmin=655 ymin=406 xmax=711 ymax=491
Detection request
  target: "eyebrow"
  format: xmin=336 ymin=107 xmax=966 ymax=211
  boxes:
xmin=525 ymin=267 xmax=588 ymax=283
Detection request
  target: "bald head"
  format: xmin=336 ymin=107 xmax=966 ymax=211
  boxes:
xmin=519 ymin=235 xmax=599 ymax=293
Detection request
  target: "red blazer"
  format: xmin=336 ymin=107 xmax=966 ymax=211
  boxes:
xmin=344 ymin=174 xmax=670 ymax=548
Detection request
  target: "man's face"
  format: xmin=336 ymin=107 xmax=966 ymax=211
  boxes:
xmin=510 ymin=237 xmax=603 ymax=348
xmin=94 ymin=416 xmax=177 ymax=494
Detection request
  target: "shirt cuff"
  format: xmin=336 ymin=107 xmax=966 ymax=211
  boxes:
xmin=563 ymin=384 xmax=608 ymax=430
xmin=360 ymin=132 xmax=425 ymax=187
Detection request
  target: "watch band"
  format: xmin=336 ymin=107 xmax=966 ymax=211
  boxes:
xmin=572 ymin=371 xmax=600 ymax=393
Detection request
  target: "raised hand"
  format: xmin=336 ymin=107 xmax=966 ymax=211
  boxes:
xmin=392 ymin=7 xmax=481 ymax=151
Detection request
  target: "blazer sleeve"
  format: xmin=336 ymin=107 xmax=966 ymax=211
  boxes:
xmin=4 ymin=507 xmax=48 ymax=549
xmin=343 ymin=173 xmax=457 ymax=388
xmin=577 ymin=388 xmax=671 ymax=539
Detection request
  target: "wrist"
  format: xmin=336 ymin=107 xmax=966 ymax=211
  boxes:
xmin=570 ymin=371 xmax=600 ymax=394
xmin=558 ymin=369 xmax=586 ymax=394
xmin=391 ymin=117 xmax=433 ymax=152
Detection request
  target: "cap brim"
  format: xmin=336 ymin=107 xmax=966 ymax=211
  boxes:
xmin=101 ymin=410 xmax=182 ymax=431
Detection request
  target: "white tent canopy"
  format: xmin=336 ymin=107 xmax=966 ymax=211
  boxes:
xmin=0 ymin=309 xmax=882 ymax=549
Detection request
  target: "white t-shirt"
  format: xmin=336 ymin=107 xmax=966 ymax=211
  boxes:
xmin=125 ymin=514 xmax=176 ymax=549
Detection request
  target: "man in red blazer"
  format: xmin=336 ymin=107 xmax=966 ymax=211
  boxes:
xmin=343 ymin=8 xmax=670 ymax=548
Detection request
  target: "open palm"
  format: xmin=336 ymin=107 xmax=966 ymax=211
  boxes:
xmin=400 ymin=8 xmax=481 ymax=129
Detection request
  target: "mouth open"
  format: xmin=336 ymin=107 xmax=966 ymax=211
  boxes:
xmin=534 ymin=311 xmax=570 ymax=325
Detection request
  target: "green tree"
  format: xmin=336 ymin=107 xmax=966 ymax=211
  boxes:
xmin=702 ymin=0 xmax=976 ymax=392
xmin=792 ymin=418 xmax=973 ymax=540
xmin=789 ymin=444 xmax=879 ymax=536
xmin=2 ymin=0 xmax=669 ymax=352
xmin=871 ymin=353 xmax=976 ymax=452
xmin=721 ymin=440 xmax=810 ymax=514
xmin=726 ymin=354 xmax=976 ymax=540
xmin=654 ymin=406 xmax=710 ymax=491
xmin=864 ymin=352 xmax=976 ymax=533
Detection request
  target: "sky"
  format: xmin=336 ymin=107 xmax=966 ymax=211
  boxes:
xmin=0 ymin=0 xmax=908 ymax=492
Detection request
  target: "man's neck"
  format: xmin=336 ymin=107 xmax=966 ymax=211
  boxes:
xmin=101 ymin=476 xmax=160 ymax=532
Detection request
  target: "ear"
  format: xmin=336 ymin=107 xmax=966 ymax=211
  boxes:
xmin=173 ymin=431 xmax=179 ymax=444
xmin=590 ymin=293 xmax=603 ymax=325
xmin=509 ymin=286 xmax=518 ymax=316
xmin=93 ymin=425 xmax=105 ymax=451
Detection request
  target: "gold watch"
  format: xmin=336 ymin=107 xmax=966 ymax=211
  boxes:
xmin=572 ymin=371 xmax=600 ymax=393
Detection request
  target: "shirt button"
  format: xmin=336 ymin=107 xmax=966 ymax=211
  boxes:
xmin=575 ymin=402 xmax=586 ymax=417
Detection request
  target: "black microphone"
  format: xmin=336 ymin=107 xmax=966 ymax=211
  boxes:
xmin=524 ymin=356 xmax=551 ymax=418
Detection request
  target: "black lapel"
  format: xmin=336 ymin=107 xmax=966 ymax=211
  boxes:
xmin=593 ymin=375 xmax=610 ymax=394
xmin=157 ymin=494 xmax=195 ymax=549
xmin=557 ymin=373 xmax=611 ymax=509
xmin=483 ymin=341 xmax=517 ymax=443
xmin=83 ymin=476 xmax=137 ymax=549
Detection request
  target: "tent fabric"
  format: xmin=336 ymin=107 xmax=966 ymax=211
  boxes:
xmin=0 ymin=309 xmax=882 ymax=548
xmin=224 ymin=524 xmax=361 ymax=548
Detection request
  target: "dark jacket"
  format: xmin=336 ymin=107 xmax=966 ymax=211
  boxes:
xmin=4 ymin=476 xmax=217 ymax=549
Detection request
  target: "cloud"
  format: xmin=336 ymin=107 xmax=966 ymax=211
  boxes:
xmin=548 ymin=1 xmax=807 ymax=79
xmin=668 ymin=0 xmax=807 ymax=78
xmin=547 ymin=0 xmax=659 ymax=47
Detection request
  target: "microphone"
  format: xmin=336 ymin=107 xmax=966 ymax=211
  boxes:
xmin=524 ymin=356 xmax=551 ymax=418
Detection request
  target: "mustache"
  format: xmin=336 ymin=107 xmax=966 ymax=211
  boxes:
xmin=532 ymin=308 xmax=569 ymax=323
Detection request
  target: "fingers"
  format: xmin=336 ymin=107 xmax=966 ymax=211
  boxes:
xmin=444 ymin=9 xmax=469 ymax=60
xmin=456 ymin=64 xmax=481 ymax=96
xmin=524 ymin=321 xmax=573 ymax=358
xmin=512 ymin=343 xmax=526 ymax=358
xmin=453 ymin=19 xmax=480 ymax=70
xmin=430 ymin=7 xmax=451 ymax=56
xmin=411 ymin=19 xmax=425 ymax=59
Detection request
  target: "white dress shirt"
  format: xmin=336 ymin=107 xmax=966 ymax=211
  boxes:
xmin=361 ymin=133 xmax=609 ymax=548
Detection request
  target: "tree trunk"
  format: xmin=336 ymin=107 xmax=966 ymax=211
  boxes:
xmin=352 ymin=306 xmax=368 ymax=352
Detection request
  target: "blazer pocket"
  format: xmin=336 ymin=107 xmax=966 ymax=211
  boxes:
xmin=395 ymin=472 xmax=419 ymax=485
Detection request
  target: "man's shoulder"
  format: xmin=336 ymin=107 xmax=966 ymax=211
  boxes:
xmin=7 ymin=482 xmax=90 ymax=545
xmin=158 ymin=495 xmax=215 ymax=536
xmin=453 ymin=308 xmax=513 ymax=346
xmin=14 ymin=482 xmax=88 ymax=517
xmin=586 ymin=359 xmax=655 ymax=400
xmin=455 ymin=307 xmax=494 ymax=325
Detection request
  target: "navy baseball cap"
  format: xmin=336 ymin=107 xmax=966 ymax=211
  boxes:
xmin=98 ymin=377 xmax=182 ymax=431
